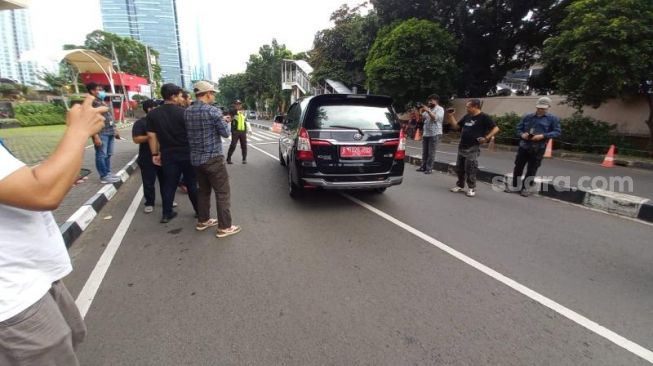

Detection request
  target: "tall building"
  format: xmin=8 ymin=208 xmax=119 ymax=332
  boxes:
xmin=0 ymin=8 xmax=38 ymax=85
xmin=99 ymin=0 xmax=191 ymax=88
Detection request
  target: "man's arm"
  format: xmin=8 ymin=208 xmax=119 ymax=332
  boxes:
xmin=516 ymin=115 xmax=529 ymax=140
xmin=212 ymin=109 xmax=230 ymax=138
xmin=0 ymin=96 xmax=106 ymax=210
xmin=445 ymin=110 xmax=460 ymax=130
xmin=544 ymin=116 xmax=562 ymax=139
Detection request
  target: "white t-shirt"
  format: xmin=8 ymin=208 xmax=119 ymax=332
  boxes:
xmin=0 ymin=144 xmax=72 ymax=321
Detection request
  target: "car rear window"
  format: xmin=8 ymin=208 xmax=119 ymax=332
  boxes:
xmin=305 ymin=103 xmax=399 ymax=130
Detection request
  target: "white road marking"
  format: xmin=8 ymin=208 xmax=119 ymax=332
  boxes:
xmin=75 ymin=186 xmax=144 ymax=318
xmin=248 ymin=134 xmax=263 ymax=141
xmin=250 ymin=143 xmax=653 ymax=364
xmin=252 ymin=142 xmax=278 ymax=146
xmin=254 ymin=130 xmax=279 ymax=139
xmin=342 ymin=193 xmax=653 ymax=364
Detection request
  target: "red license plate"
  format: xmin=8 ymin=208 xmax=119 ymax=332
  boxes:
xmin=340 ymin=146 xmax=373 ymax=158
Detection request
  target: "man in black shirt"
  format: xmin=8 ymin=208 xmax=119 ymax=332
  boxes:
xmin=146 ymin=84 xmax=199 ymax=223
xmin=445 ymin=99 xmax=499 ymax=197
xmin=132 ymin=99 xmax=162 ymax=213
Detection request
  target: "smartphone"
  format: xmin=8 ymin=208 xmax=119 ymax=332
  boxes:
xmin=446 ymin=108 xmax=455 ymax=113
xmin=77 ymin=168 xmax=91 ymax=180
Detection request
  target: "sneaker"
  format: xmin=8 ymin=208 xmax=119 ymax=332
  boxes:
xmin=100 ymin=175 xmax=120 ymax=184
xmin=196 ymin=218 xmax=219 ymax=231
xmin=216 ymin=225 xmax=242 ymax=238
xmin=160 ymin=211 xmax=178 ymax=223
xmin=466 ymin=189 xmax=476 ymax=197
xmin=143 ymin=206 xmax=154 ymax=214
xmin=242 ymin=160 xmax=247 ymax=164
xmin=520 ymin=189 xmax=532 ymax=197
xmin=416 ymin=167 xmax=426 ymax=172
xmin=173 ymin=202 xmax=179 ymax=207
xmin=424 ymin=170 xmax=433 ymax=174
xmin=227 ymin=160 xmax=233 ymax=164
xmin=450 ymin=186 xmax=464 ymax=193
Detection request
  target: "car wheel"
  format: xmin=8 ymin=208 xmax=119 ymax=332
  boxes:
xmin=288 ymin=167 xmax=302 ymax=197
xmin=279 ymin=146 xmax=286 ymax=166
xmin=374 ymin=188 xmax=387 ymax=194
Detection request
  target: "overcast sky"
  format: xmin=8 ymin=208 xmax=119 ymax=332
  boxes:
xmin=27 ymin=0 xmax=367 ymax=78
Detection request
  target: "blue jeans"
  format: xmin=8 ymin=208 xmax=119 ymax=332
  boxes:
xmin=95 ymin=134 xmax=114 ymax=178
xmin=161 ymin=154 xmax=198 ymax=218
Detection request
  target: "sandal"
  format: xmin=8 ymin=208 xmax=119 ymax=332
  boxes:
xmin=216 ymin=225 xmax=242 ymax=238
xmin=196 ymin=218 xmax=218 ymax=231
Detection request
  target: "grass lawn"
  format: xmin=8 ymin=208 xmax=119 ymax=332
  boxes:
xmin=0 ymin=125 xmax=69 ymax=165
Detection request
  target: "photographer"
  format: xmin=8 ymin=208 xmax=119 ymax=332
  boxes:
xmin=508 ymin=97 xmax=561 ymax=196
xmin=445 ymin=99 xmax=499 ymax=197
xmin=416 ymin=94 xmax=444 ymax=174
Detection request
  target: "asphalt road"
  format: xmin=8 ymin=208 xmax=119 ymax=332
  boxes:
xmin=65 ymin=128 xmax=653 ymax=365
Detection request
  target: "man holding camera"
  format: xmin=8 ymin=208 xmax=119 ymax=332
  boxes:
xmin=446 ymin=99 xmax=500 ymax=197
xmin=416 ymin=94 xmax=444 ymax=174
xmin=507 ymin=97 xmax=561 ymax=196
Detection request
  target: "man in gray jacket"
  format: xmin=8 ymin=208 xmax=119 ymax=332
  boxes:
xmin=416 ymin=94 xmax=444 ymax=174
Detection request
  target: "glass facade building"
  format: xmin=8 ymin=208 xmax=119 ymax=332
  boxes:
xmin=0 ymin=9 xmax=38 ymax=85
xmin=100 ymin=0 xmax=190 ymax=88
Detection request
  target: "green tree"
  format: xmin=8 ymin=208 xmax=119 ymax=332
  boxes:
xmin=310 ymin=4 xmax=379 ymax=90
xmin=365 ymin=18 xmax=459 ymax=110
xmin=542 ymin=0 xmax=653 ymax=152
xmin=369 ymin=0 xmax=570 ymax=97
xmin=243 ymin=40 xmax=293 ymax=114
xmin=64 ymin=30 xmax=162 ymax=84
xmin=216 ymin=73 xmax=247 ymax=108
xmin=37 ymin=69 xmax=72 ymax=95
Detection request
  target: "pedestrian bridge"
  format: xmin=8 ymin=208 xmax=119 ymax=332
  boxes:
xmin=281 ymin=59 xmax=352 ymax=102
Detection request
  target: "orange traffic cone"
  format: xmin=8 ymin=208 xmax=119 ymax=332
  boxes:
xmin=414 ymin=128 xmax=422 ymax=141
xmin=488 ymin=136 xmax=496 ymax=152
xmin=601 ymin=145 xmax=616 ymax=168
xmin=543 ymin=139 xmax=553 ymax=158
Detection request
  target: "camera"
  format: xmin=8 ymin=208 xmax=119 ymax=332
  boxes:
xmin=415 ymin=102 xmax=424 ymax=109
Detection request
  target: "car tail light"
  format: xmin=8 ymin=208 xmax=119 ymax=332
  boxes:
xmin=394 ymin=130 xmax=406 ymax=160
xmin=297 ymin=127 xmax=314 ymax=161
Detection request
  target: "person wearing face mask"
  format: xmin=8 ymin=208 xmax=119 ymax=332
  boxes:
xmin=87 ymin=82 xmax=121 ymax=184
xmin=416 ymin=94 xmax=444 ymax=174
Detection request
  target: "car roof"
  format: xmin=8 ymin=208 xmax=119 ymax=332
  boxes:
xmin=302 ymin=93 xmax=393 ymax=106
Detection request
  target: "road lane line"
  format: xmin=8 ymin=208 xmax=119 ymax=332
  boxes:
xmin=250 ymin=141 xmax=653 ymax=363
xmin=248 ymin=134 xmax=263 ymax=141
xmin=250 ymin=144 xmax=279 ymax=160
xmin=342 ymin=193 xmax=653 ymax=364
xmin=75 ymin=186 xmax=144 ymax=319
xmin=252 ymin=142 xmax=278 ymax=146
xmin=254 ymin=130 xmax=279 ymax=139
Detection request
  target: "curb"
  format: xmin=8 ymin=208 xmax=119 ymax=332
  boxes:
xmin=59 ymin=154 xmax=139 ymax=248
xmin=405 ymin=154 xmax=653 ymax=224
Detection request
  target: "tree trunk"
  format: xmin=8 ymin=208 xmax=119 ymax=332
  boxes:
xmin=647 ymin=93 xmax=653 ymax=157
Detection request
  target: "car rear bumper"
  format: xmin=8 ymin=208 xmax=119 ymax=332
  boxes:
xmin=301 ymin=176 xmax=403 ymax=190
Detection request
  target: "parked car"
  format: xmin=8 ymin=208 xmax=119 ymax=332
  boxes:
xmin=278 ymin=94 xmax=405 ymax=197
xmin=247 ymin=110 xmax=257 ymax=120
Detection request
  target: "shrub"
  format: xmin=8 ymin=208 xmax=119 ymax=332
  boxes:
xmin=14 ymin=102 xmax=66 ymax=126
xmin=493 ymin=112 xmax=521 ymax=144
xmin=558 ymin=113 xmax=616 ymax=153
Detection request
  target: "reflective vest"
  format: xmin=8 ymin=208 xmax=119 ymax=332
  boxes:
xmin=236 ymin=111 xmax=246 ymax=131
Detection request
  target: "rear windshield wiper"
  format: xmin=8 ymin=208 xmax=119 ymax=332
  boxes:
xmin=329 ymin=125 xmax=364 ymax=136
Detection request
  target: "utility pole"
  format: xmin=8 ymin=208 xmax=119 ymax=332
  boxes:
xmin=145 ymin=45 xmax=154 ymax=98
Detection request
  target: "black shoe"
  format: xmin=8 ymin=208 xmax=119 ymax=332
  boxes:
xmin=424 ymin=170 xmax=433 ymax=174
xmin=416 ymin=167 xmax=426 ymax=172
xmin=242 ymin=160 xmax=247 ymax=164
xmin=520 ymin=189 xmax=532 ymax=197
xmin=160 ymin=211 xmax=178 ymax=223
xmin=227 ymin=159 xmax=233 ymax=164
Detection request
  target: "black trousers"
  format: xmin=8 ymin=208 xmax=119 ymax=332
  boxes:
xmin=511 ymin=146 xmax=546 ymax=190
xmin=161 ymin=154 xmax=198 ymax=217
xmin=227 ymin=131 xmax=247 ymax=161
xmin=138 ymin=157 xmax=164 ymax=206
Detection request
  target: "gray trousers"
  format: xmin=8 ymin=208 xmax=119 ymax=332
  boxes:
xmin=194 ymin=155 xmax=232 ymax=229
xmin=456 ymin=145 xmax=481 ymax=189
xmin=0 ymin=281 xmax=86 ymax=366
xmin=421 ymin=135 xmax=440 ymax=171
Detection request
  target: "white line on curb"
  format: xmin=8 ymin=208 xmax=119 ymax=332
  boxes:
xmin=75 ymin=186 xmax=143 ymax=319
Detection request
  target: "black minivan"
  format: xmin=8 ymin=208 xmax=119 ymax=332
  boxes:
xmin=278 ymin=94 xmax=405 ymax=196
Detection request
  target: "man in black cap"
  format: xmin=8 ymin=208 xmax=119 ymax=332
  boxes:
xmin=227 ymin=99 xmax=248 ymax=164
